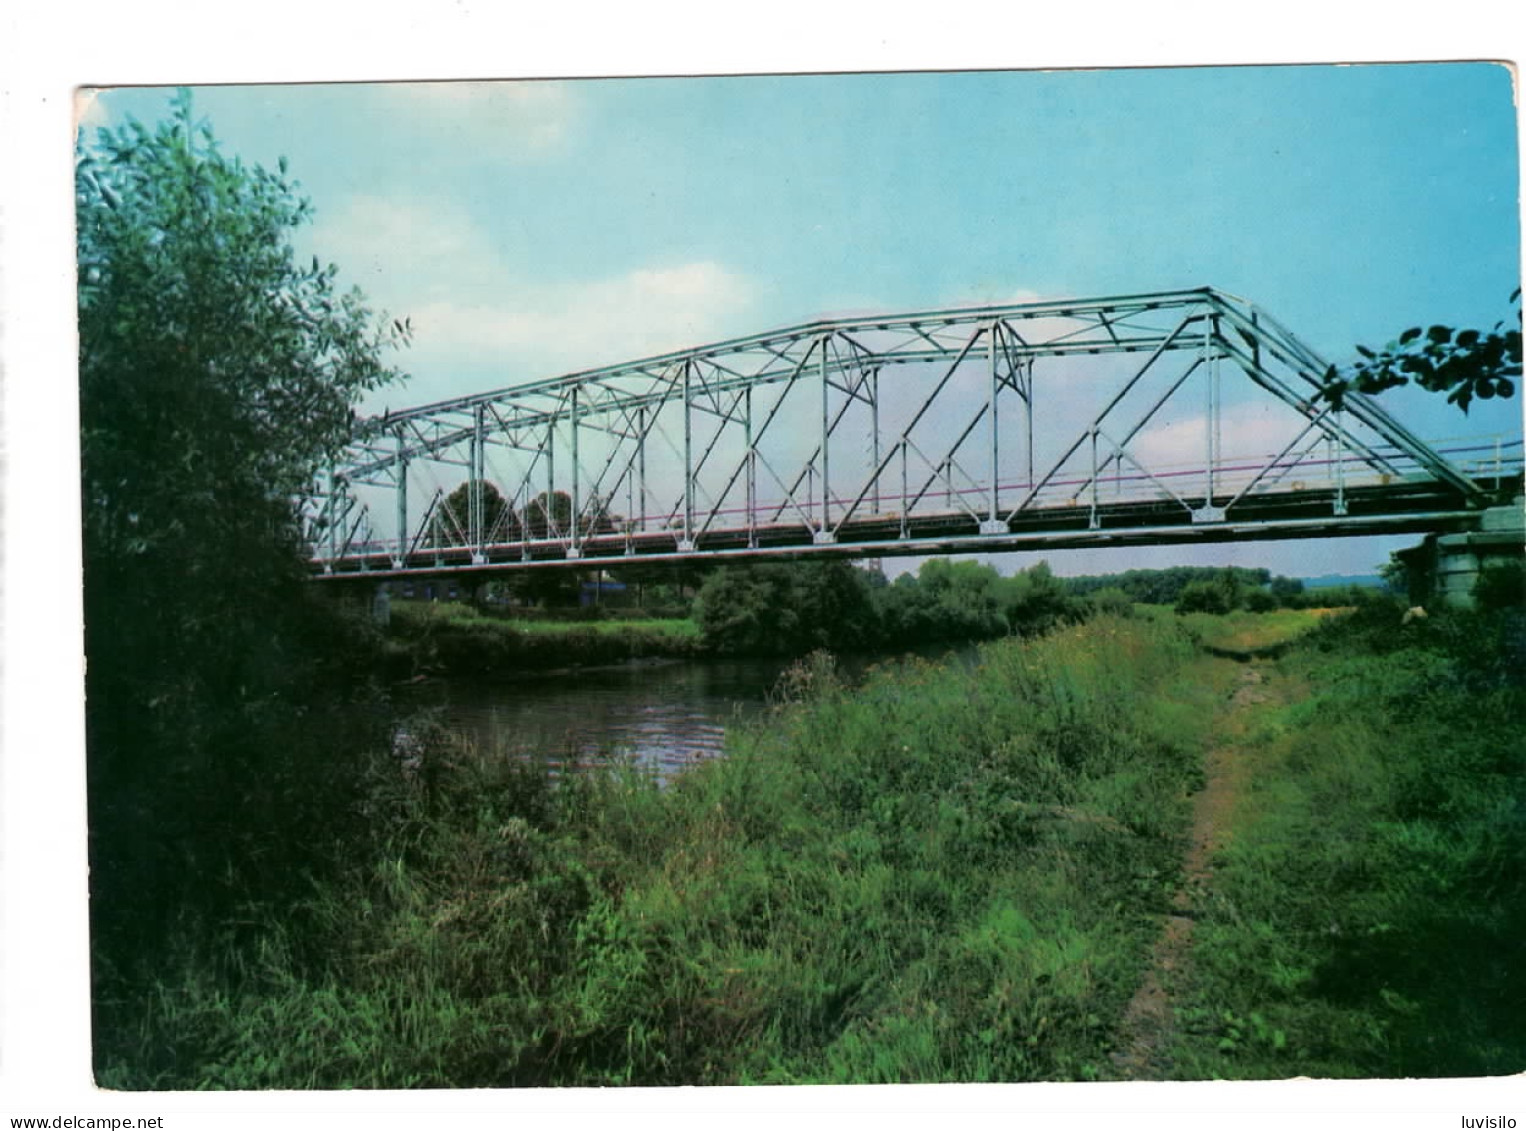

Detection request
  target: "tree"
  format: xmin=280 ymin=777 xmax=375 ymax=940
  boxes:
xmin=695 ymin=561 xmax=879 ymax=655
xmin=79 ymin=92 xmax=408 ymax=715
xmin=1320 ymin=290 xmax=1521 ymax=413
xmin=999 ymin=561 xmax=1079 ymax=633
xmin=1270 ymin=574 xmax=1306 ymax=606
xmin=427 ymin=479 xmax=517 ymax=548
xmin=77 ymin=93 xmax=409 ymax=962
xmin=522 ymin=489 xmax=620 ymax=540
xmin=1175 ymin=579 xmax=1232 ymax=615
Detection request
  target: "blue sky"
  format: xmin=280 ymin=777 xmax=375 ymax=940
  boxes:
xmin=81 ymin=63 xmax=1522 ymax=578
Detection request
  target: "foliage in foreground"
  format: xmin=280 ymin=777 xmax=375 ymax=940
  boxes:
xmin=1168 ymin=603 xmax=1526 ymax=1079
xmin=78 ymin=95 xmax=408 ymax=995
xmin=1319 ymin=289 xmax=1522 ymax=414
xmin=96 ymin=617 xmax=1213 ymax=1088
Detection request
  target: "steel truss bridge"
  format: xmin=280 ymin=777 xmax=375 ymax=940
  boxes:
xmin=304 ymin=287 xmax=1523 ymax=580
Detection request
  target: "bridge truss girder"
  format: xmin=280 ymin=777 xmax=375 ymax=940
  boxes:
xmin=303 ymin=287 xmax=1517 ymax=578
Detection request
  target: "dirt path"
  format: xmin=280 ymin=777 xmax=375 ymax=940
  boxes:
xmin=1109 ymin=659 xmax=1275 ymax=1080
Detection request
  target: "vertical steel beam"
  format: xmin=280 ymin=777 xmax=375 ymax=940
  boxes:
xmin=989 ymin=327 xmax=998 ymax=522
xmin=545 ymin=417 xmax=555 ymax=540
xmin=682 ymin=363 xmax=694 ymax=550
xmin=393 ymin=431 xmax=408 ymax=568
xmin=1089 ymin=429 xmax=1100 ymax=530
xmin=745 ymin=386 xmax=757 ymax=547
xmin=569 ymin=386 xmax=581 ymax=557
xmin=1206 ymin=320 xmax=1218 ymax=504
xmin=981 ymin=325 xmax=1003 ymax=534
xmin=870 ymin=368 xmax=881 ymax=515
xmin=1025 ymin=352 xmax=1035 ymax=492
xmin=899 ymin=440 xmax=909 ymax=538
xmin=638 ymin=405 xmax=648 ymax=539
xmin=818 ymin=336 xmax=832 ymax=541
xmin=623 ymin=418 xmax=636 ymax=552
xmin=471 ymin=404 xmax=485 ymax=561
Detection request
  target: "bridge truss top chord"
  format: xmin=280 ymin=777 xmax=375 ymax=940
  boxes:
xmin=303 ymin=286 xmax=1523 ymax=578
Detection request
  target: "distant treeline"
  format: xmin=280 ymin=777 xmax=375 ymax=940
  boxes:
xmin=694 ymin=558 xmax=1086 ymax=656
xmin=1063 ymin=566 xmax=1287 ymax=605
xmin=409 ymin=560 xmax=1404 ymax=668
xmin=1059 ymin=565 xmax=1394 ymax=613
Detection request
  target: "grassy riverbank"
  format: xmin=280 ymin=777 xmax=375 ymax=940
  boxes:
xmin=384 ymin=600 xmax=705 ymax=678
xmin=98 ymin=614 xmax=1218 ymax=1087
xmin=1164 ymin=605 xmax=1526 ymax=1079
xmin=94 ymin=602 xmax=1525 ymax=1087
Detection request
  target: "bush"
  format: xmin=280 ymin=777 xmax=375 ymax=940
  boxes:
xmin=1475 ymin=560 xmax=1526 ymax=612
xmin=1173 ymin=603 xmax=1526 ymax=1079
xmin=1242 ymin=588 xmax=1278 ymax=613
xmin=1085 ymin=587 xmax=1135 ymax=619
xmin=695 ymin=561 xmax=879 ymax=655
xmin=1175 ymin=579 xmax=1231 ymax=615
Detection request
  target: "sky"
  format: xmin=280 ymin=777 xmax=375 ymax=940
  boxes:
xmin=80 ymin=64 xmax=1523 ymax=579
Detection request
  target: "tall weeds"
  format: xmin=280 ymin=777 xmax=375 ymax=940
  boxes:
xmin=97 ymin=615 xmax=1215 ymax=1088
xmin=1171 ymin=604 xmax=1526 ymax=1079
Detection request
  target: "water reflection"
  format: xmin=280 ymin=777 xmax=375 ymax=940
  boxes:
xmin=396 ymin=657 xmax=792 ymax=779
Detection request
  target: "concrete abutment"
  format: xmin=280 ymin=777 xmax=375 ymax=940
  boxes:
xmin=1398 ymin=501 xmax=1525 ymax=610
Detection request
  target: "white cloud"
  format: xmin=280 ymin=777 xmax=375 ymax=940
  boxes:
xmin=1133 ymin=405 xmax=1302 ymax=465
xmin=409 ymin=260 xmax=758 ymax=378
xmin=943 ymin=284 xmax=1052 ymax=308
xmin=305 ymin=195 xmax=503 ymax=301
xmin=303 ymin=194 xmax=760 ymax=407
xmin=1128 ymin=404 xmax=1310 ymax=481
xmin=381 ymin=80 xmax=578 ymax=154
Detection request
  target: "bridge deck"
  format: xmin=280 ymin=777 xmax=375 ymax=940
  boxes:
xmin=315 ymin=476 xmax=1511 ymax=580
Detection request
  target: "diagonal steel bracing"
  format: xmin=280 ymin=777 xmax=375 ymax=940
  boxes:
xmin=303 ymin=287 xmax=1519 ymax=577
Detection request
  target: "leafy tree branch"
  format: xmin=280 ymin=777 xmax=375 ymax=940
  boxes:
xmin=1318 ymin=289 xmax=1521 ymax=414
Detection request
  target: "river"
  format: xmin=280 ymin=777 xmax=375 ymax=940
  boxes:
xmin=396 ymin=656 xmax=796 ymax=779
xmin=396 ymin=646 xmax=978 ymax=780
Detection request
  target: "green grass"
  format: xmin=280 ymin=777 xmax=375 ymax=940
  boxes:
xmin=384 ymin=601 xmax=704 ymax=677
xmin=96 ymin=615 xmax=1218 ymax=1088
xmin=1164 ymin=605 xmax=1526 ymax=1080
xmin=512 ymin=617 xmax=699 ymax=638
xmin=95 ymin=601 xmax=1525 ymax=1087
xmin=1139 ymin=604 xmax=1338 ymax=655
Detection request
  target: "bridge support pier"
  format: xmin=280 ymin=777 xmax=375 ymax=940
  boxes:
xmin=1398 ymin=502 xmax=1524 ymax=610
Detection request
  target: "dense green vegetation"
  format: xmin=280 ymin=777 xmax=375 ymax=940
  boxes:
xmin=1167 ymin=604 xmax=1526 ymax=1079
xmin=95 ymin=601 xmax=1526 ymax=1087
xmin=95 ymin=615 xmax=1218 ymax=1087
xmin=384 ymin=600 xmax=703 ymax=678
xmin=78 ymin=95 xmax=406 ymax=1006
xmin=694 ymin=557 xmax=1083 ymax=656
xmin=379 ymin=556 xmax=1086 ymax=674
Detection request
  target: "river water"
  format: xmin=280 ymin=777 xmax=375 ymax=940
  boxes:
xmin=397 ymin=645 xmax=977 ymax=780
xmin=396 ymin=656 xmax=796 ymax=779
